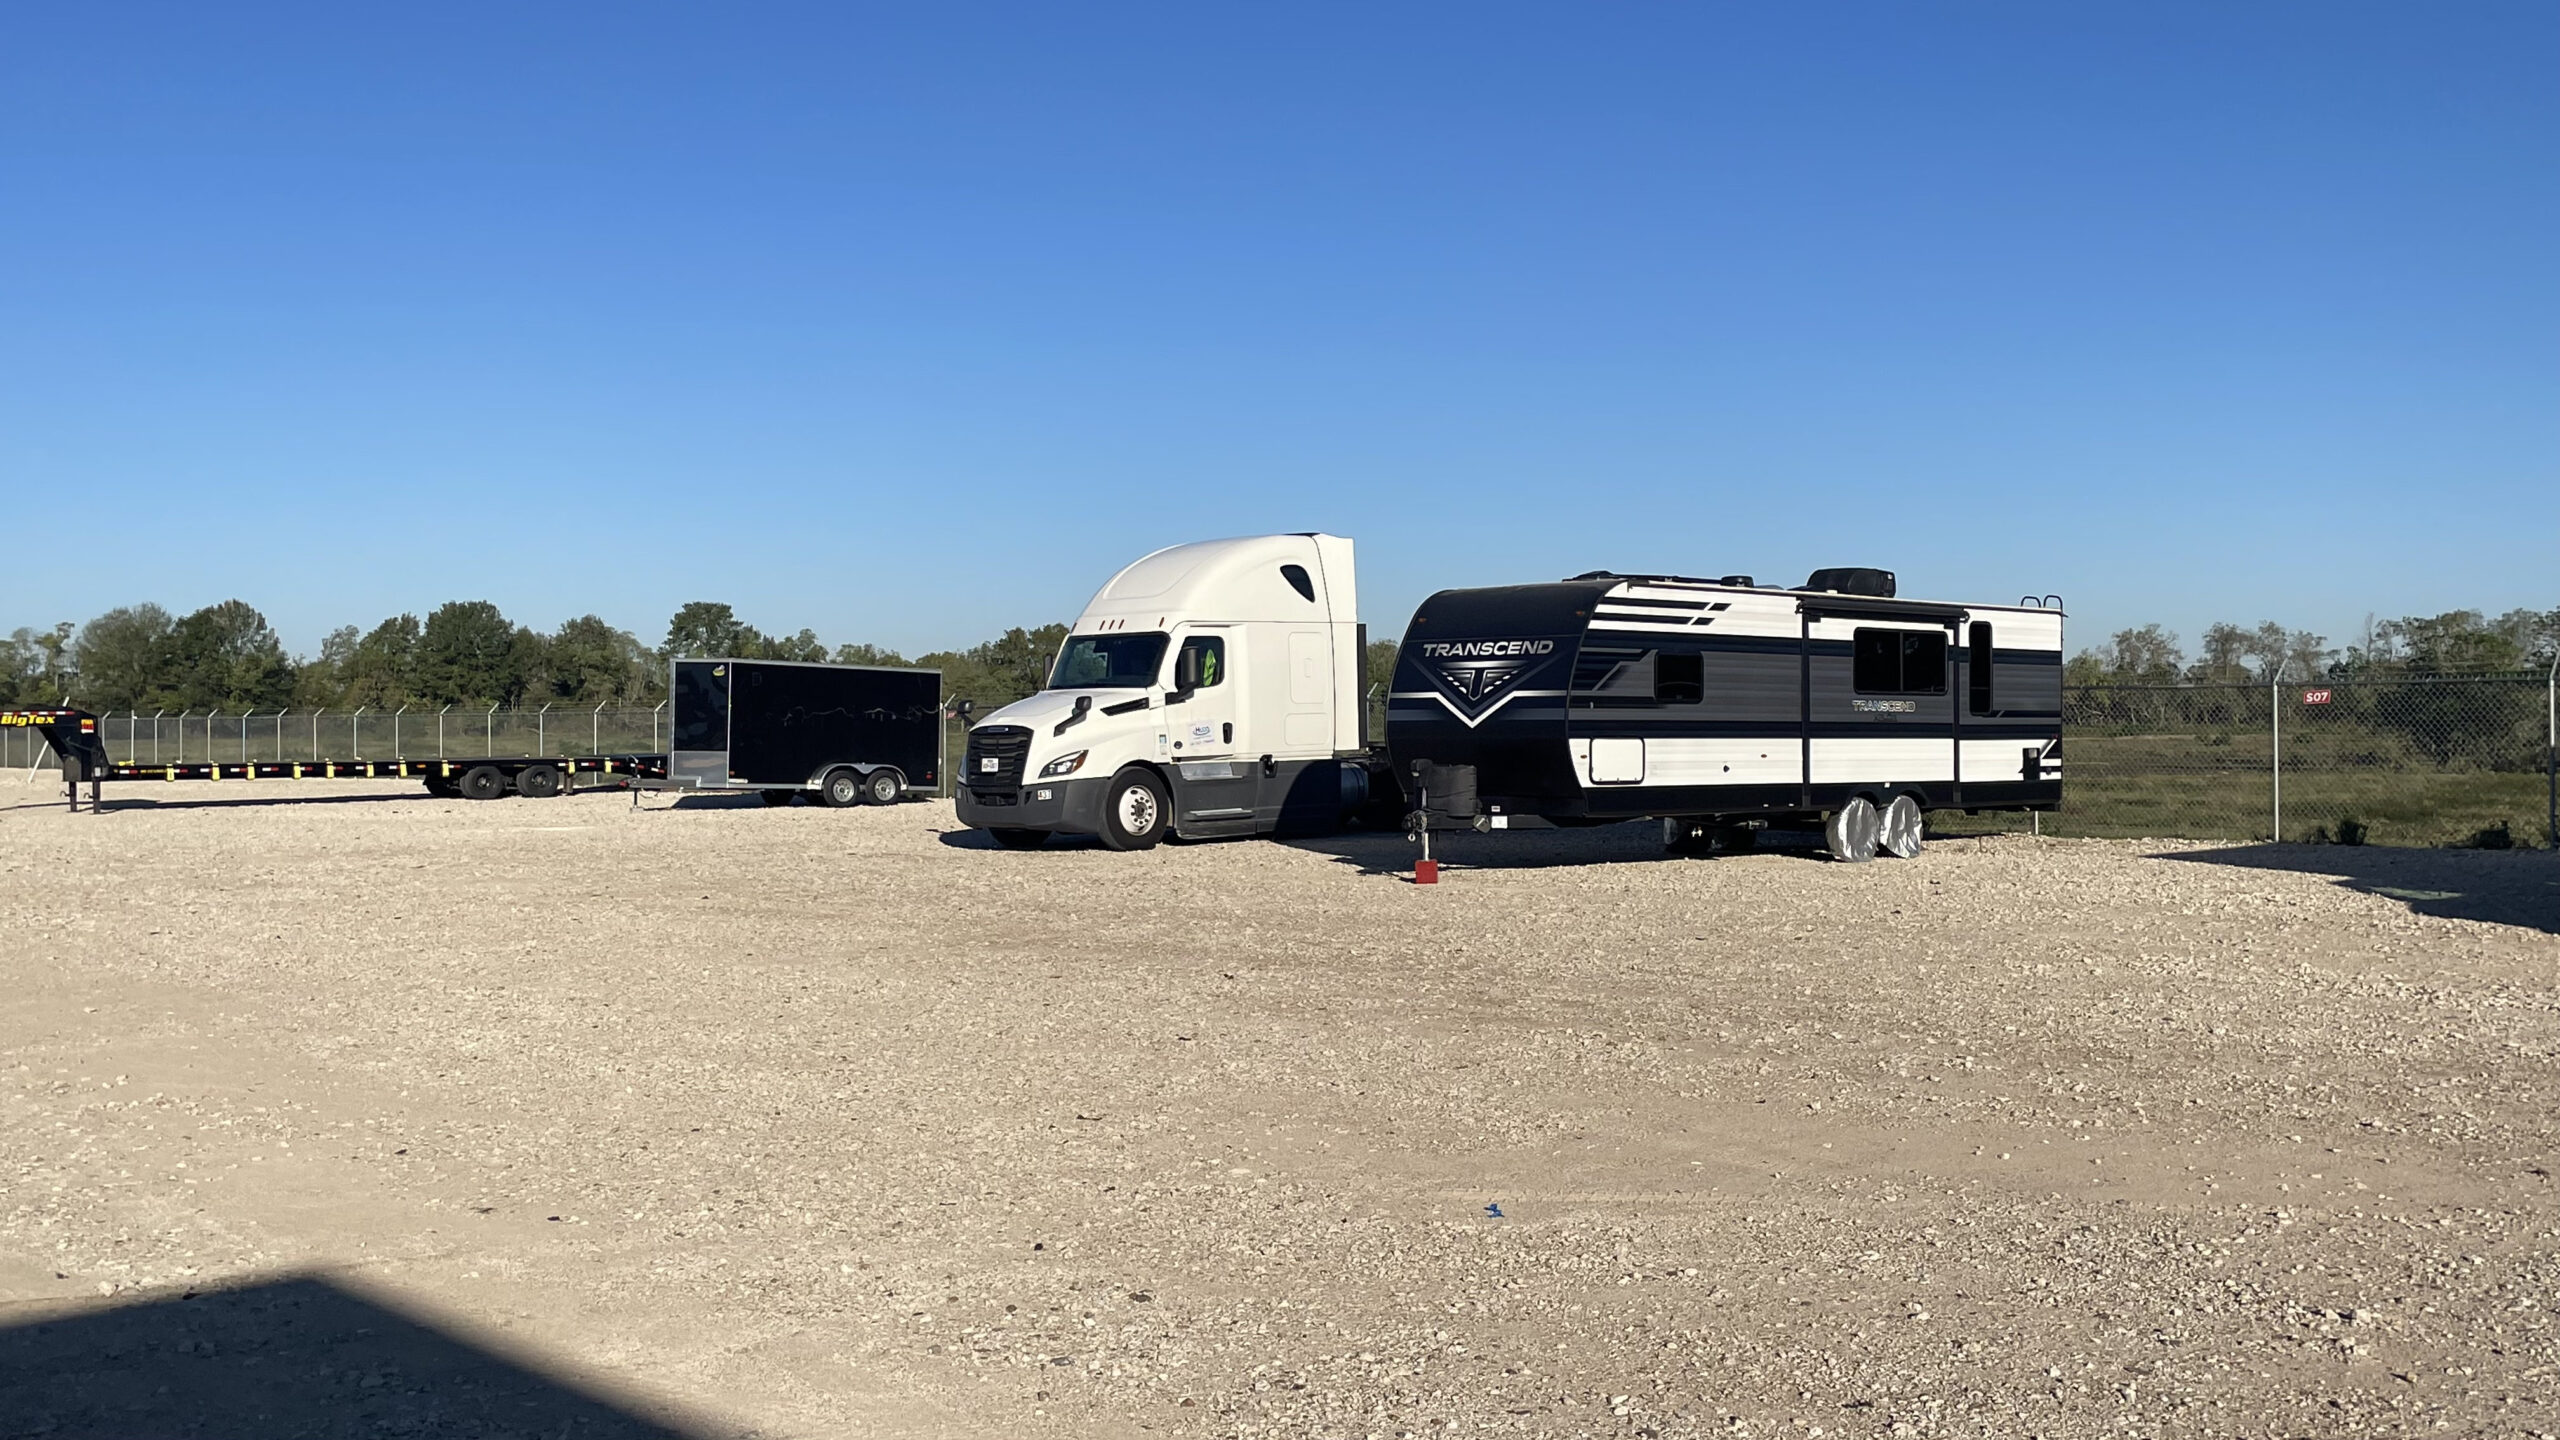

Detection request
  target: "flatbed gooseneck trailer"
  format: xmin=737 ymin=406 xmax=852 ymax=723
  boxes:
xmin=4 ymin=707 xmax=665 ymax=810
xmin=6 ymin=655 xmax=944 ymax=813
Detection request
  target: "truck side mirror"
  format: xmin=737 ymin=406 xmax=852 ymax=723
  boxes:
xmin=1175 ymin=645 xmax=1204 ymax=691
xmin=954 ymin=698 xmax=974 ymax=721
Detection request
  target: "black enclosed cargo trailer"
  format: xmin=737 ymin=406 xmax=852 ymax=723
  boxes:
xmin=668 ymin=658 xmax=941 ymax=805
xmin=6 ymin=657 xmax=943 ymax=811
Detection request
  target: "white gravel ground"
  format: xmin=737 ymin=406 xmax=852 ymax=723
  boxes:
xmin=2 ymin=776 xmax=2556 ymax=1439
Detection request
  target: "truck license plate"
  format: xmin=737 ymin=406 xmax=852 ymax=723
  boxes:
xmin=980 ymin=757 xmax=998 ymax=772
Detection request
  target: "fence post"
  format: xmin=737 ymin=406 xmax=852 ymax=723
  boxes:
xmin=593 ymin=701 xmax=605 ymax=755
xmin=273 ymin=709 xmax=288 ymax=761
xmin=394 ymin=704 xmax=409 ymax=757
xmin=351 ymin=707 xmax=366 ymax=760
xmin=177 ymin=710 xmax=191 ymax=764
xmin=2269 ymin=668 xmax=2282 ymax=842
xmin=653 ymin=701 xmax=665 ymax=751
xmin=486 ymin=703 xmax=498 ymax=755
xmin=438 ymin=704 xmax=451 ymax=758
xmin=537 ymin=702 xmax=550 ymax=756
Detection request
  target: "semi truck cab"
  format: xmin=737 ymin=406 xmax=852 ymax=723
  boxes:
xmin=956 ymin=533 xmax=1377 ymax=849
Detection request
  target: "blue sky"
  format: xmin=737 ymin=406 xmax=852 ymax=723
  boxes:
xmin=4 ymin=4 xmax=2552 ymax=660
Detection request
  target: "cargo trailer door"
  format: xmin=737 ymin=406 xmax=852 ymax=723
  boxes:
xmin=669 ymin=660 xmax=732 ymax=787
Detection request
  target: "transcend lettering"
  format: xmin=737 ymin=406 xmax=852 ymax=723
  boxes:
xmin=1418 ymin=640 xmax=1556 ymax=658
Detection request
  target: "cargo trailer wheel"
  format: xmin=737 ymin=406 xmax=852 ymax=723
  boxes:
xmin=1879 ymin=795 xmax=1924 ymax=858
xmin=989 ymin=827 xmax=1050 ymax=850
xmin=760 ymin=789 xmax=798 ymax=806
xmin=1100 ymin=767 xmax=1169 ymax=851
xmin=863 ymin=768 xmax=903 ymax=805
xmin=516 ymin=764 xmax=562 ymax=799
xmin=820 ymin=768 xmax=864 ymax=808
xmin=458 ymin=765 xmax=508 ymax=802
xmin=1824 ymin=796 xmax=1881 ymax=862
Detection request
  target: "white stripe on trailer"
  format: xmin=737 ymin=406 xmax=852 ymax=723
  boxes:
xmin=1959 ymin=738 xmax=2063 ymax=781
xmin=1810 ymin=736 xmax=1955 ymax=784
xmin=1570 ymin=736 xmax=1802 ymax=789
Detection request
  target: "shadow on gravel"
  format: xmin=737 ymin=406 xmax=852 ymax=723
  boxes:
xmin=0 ymin=1273 xmax=714 ymax=1440
xmin=935 ymin=827 xmax=1104 ymax=850
xmin=1 ymin=791 xmax=426 ymax=814
xmin=1283 ymin=820 xmax=1833 ymax=876
xmin=2158 ymin=844 xmax=2560 ymax=936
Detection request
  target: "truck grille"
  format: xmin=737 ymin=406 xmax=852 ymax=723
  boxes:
xmin=964 ymin=725 xmax=1031 ymax=796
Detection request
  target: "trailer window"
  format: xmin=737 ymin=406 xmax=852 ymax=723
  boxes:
xmin=1655 ymin=651 xmax=1704 ymax=704
xmin=1852 ymin=628 xmax=1947 ymax=695
xmin=1968 ymin=622 xmax=1994 ymax=715
xmin=1050 ymin=633 xmax=1170 ymax=690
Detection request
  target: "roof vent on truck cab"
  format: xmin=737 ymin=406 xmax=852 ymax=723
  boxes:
xmin=1801 ymin=567 xmax=1896 ymax=598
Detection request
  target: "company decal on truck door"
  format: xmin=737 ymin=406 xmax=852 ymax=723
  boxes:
xmin=1397 ymin=638 xmax=1569 ymax=728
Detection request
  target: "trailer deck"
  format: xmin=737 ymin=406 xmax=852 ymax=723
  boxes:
xmin=5 ymin=709 xmax=665 ymax=810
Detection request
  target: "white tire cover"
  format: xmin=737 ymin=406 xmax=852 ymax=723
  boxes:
xmin=1881 ymin=795 xmax=1925 ymax=859
xmin=1825 ymin=797 xmax=1881 ymax=863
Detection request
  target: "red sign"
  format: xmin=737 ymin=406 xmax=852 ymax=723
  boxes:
xmin=2302 ymin=689 xmax=2333 ymax=705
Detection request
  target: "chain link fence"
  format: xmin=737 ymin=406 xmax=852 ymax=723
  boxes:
xmin=1948 ymin=672 xmax=2557 ymax=848
xmin=10 ymin=677 xmax=2555 ymax=846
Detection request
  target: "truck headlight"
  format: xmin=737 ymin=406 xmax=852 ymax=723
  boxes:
xmin=1038 ymin=750 xmax=1088 ymax=778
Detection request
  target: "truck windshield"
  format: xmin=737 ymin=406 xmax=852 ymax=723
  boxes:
xmin=1049 ymin=632 xmax=1169 ymax=690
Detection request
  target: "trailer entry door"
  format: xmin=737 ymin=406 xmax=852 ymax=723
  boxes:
xmin=670 ymin=661 xmax=731 ymax=787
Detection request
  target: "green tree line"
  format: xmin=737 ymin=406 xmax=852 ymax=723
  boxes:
xmin=2068 ymin=607 xmax=2557 ymax=686
xmin=0 ymin=598 xmax=1100 ymax=717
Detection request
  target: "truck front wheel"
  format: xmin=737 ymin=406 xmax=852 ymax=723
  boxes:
xmin=1100 ymin=768 xmax=1169 ymax=851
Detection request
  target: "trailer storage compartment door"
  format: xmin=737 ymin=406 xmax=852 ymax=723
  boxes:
xmin=670 ymin=661 xmax=731 ymax=787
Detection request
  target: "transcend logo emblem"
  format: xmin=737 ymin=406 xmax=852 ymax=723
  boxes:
xmin=1418 ymin=640 xmax=1556 ymax=659
xmin=1852 ymin=698 xmax=1917 ymax=713
xmin=1438 ymin=664 xmax=1524 ymax=702
xmin=1396 ymin=636 xmax=1570 ymax=727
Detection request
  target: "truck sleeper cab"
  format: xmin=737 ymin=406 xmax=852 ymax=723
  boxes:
xmin=956 ymin=534 xmax=1374 ymax=850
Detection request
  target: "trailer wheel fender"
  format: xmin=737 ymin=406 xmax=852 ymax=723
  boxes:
xmin=457 ymin=765 xmax=508 ymax=802
xmin=819 ymin=767 xmax=864 ymax=808
xmin=862 ymin=767 xmax=903 ymax=805
xmin=515 ymin=764 xmax=563 ymax=799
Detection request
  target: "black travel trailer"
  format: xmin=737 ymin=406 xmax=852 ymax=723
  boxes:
xmin=670 ymin=658 xmax=942 ymax=806
xmin=1385 ymin=569 xmax=2063 ymax=861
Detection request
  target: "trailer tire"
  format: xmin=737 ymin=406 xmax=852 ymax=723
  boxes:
xmin=1880 ymin=794 xmax=1925 ymax=858
xmin=1824 ymin=796 xmax=1881 ymax=862
xmin=820 ymin=768 xmax=864 ymax=808
xmin=760 ymin=789 xmax=798 ymax=806
xmin=1099 ymin=767 xmax=1169 ymax=851
xmin=988 ymin=827 xmax=1050 ymax=850
xmin=516 ymin=764 xmax=563 ymax=799
xmin=458 ymin=765 xmax=508 ymax=802
xmin=863 ymin=768 xmax=903 ymax=805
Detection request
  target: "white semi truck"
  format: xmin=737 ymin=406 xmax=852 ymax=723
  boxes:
xmin=954 ymin=533 xmax=1390 ymax=849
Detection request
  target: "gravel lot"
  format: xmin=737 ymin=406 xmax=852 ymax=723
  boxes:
xmin=3 ymin=776 xmax=2555 ymax=1439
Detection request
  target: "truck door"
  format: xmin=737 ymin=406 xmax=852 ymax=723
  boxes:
xmin=1164 ymin=627 xmax=1255 ymax=830
xmin=1167 ymin=629 xmax=1238 ymax=757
